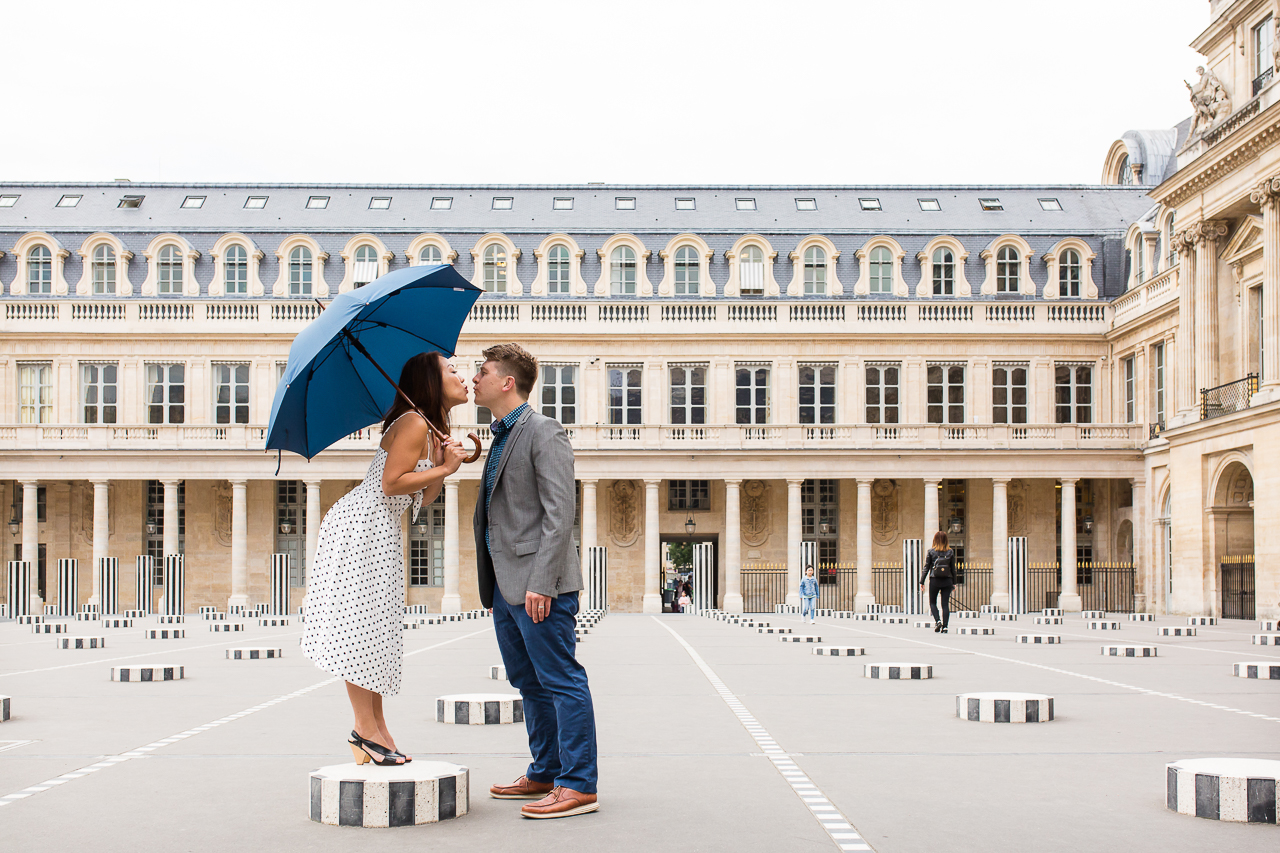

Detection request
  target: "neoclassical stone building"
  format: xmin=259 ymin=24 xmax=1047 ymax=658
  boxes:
xmin=0 ymin=3 xmax=1274 ymax=621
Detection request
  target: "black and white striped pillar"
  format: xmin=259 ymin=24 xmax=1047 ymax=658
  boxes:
xmin=957 ymin=692 xmax=1054 ymax=723
xmin=692 ymin=542 xmax=713 ymax=613
xmin=1166 ymin=758 xmax=1280 ymax=823
xmin=309 ymin=762 xmax=470 ymax=826
xmin=6 ymin=561 xmax=31 ymax=618
xmin=111 ymin=664 xmax=184 ymax=682
xmin=135 ymin=556 xmax=154 ymax=614
xmin=901 ymin=539 xmax=922 ymax=614
xmin=56 ymin=559 xmax=78 ymax=616
xmin=97 ymin=557 xmax=119 ymax=615
xmin=162 ymin=555 xmax=184 ymax=616
xmin=270 ymin=554 xmax=290 ymax=616
xmin=435 ymin=694 xmax=523 ymax=725
xmin=586 ymin=546 xmax=608 ymax=612
xmin=1008 ymin=537 xmax=1028 ymax=614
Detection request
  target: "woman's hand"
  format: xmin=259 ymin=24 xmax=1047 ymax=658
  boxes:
xmin=440 ymin=438 xmax=467 ymax=474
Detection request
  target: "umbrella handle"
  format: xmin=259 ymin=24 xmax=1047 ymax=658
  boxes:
xmin=463 ymin=433 xmax=483 ymax=463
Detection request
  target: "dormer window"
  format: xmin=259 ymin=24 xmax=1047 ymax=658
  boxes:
xmin=57 ymin=194 xmax=82 ymax=208
xmin=181 ymin=196 xmax=205 ymax=209
xmin=306 ymin=196 xmax=329 ymax=209
xmin=918 ymin=198 xmax=941 ymax=211
xmin=492 ymin=197 xmax=514 ymax=210
xmin=245 ymin=196 xmax=268 ymax=209
xmin=615 ymin=197 xmax=636 ymax=210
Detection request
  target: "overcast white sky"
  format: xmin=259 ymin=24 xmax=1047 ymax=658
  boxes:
xmin=4 ymin=0 xmax=1207 ymax=185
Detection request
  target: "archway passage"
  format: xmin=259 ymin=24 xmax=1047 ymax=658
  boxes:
xmin=1213 ymin=462 xmax=1255 ymax=619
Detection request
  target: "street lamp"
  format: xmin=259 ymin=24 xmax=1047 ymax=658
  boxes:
xmin=146 ymin=520 xmax=158 ymax=536
xmin=684 ymin=513 xmax=696 ymax=536
xmin=818 ymin=521 xmax=831 ymax=536
xmin=279 ymin=521 xmax=294 ymax=535
xmin=948 ymin=516 xmax=963 ymax=535
xmin=1082 ymin=515 xmax=1093 ymax=534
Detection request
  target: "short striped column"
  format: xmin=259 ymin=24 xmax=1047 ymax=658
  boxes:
xmin=436 ymin=694 xmax=523 ymax=725
xmin=957 ymin=626 xmax=996 ymax=636
xmin=0 ymin=695 xmax=9 ymax=722
xmin=1081 ymin=610 xmax=1107 ymax=619
xmin=144 ymin=629 xmax=184 ymax=639
xmin=1233 ymin=662 xmax=1280 ymax=679
xmin=135 ymin=556 xmax=154 ymax=614
xmin=1015 ymin=634 xmax=1062 ymax=644
xmin=227 ymin=648 xmax=282 ymax=660
xmin=1034 ymin=615 xmax=1064 ymax=625
xmin=32 ymin=623 xmax=67 ymax=634
xmin=111 ymin=664 xmax=184 ymax=682
xmin=1158 ymin=626 xmax=1196 ymax=637
xmin=1252 ymin=634 xmax=1280 ymax=646
xmin=1188 ymin=616 xmax=1217 ymax=626
xmin=162 ymin=555 xmax=184 ymax=615
xmin=56 ymin=559 xmax=78 ymax=616
xmin=865 ymin=662 xmax=932 ymax=679
xmin=270 ymin=554 xmax=290 ymax=616
xmin=812 ymin=646 xmax=865 ymax=656
xmin=1087 ymin=620 xmax=1122 ymax=630
xmin=6 ymin=561 xmax=31 ymax=618
xmin=781 ymin=635 xmax=821 ymax=643
xmin=489 ymin=665 xmax=506 ymax=680
xmin=1102 ymin=644 xmax=1157 ymax=657
xmin=56 ymin=637 xmax=106 ymax=649
xmin=97 ymin=557 xmax=119 ymax=615
xmin=957 ymin=692 xmax=1054 ymax=723
xmin=309 ymin=762 xmax=469 ymax=826
xmin=1129 ymin=613 xmax=1155 ymax=622
xmin=1166 ymin=758 xmax=1280 ymax=823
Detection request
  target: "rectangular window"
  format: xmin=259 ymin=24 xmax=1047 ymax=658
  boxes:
xmin=859 ymin=198 xmax=881 ymax=211
xmin=0 ymin=195 xmax=19 ymax=207
xmin=244 ymin=196 xmax=267 ymax=209
xmin=145 ymin=480 xmax=185 ymax=568
xmin=18 ymin=363 xmax=53 ymax=424
xmin=11 ymin=483 xmax=47 ymax=523
xmin=409 ymin=493 xmax=446 ymax=586
xmin=430 ymin=197 xmax=452 ymax=210
xmin=212 ymin=363 xmax=250 ymax=425
xmin=979 ymin=198 xmax=1003 ymax=211
xmin=927 ymin=364 xmax=966 ymax=424
xmin=274 ymin=480 xmax=308 ymax=586
xmin=735 ymin=198 xmax=756 ymax=211
xmin=1124 ymin=356 xmax=1136 ymax=423
xmin=735 ymin=364 xmax=771 ymax=425
xmin=918 ymin=198 xmax=941 ymax=211
xmin=1055 ymin=363 xmax=1093 ymax=424
xmin=608 ymin=365 xmax=642 ymax=425
xmin=117 ymin=195 xmax=143 ymax=209
xmin=539 ymin=364 xmax=577 ymax=425
xmin=1153 ymin=342 xmax=1165 ymax=426
xmin=81 ymin=363 xmax=118 ymax=424
xmin=669 ymin=365 xmax=707 ymax=425
xmin=1254 ymin=17 xmax=1274 ymax=82
xmin=801 ymin=479 xmax=838 ymax=569
xmin=553 ymin=197 xmax=573 ymax=210
xmin=614 ymin=197 xmax=636 ymax=210
xmin=306 ymin=196 xmax=329 ymax=209
xmin=799 ymin=364 xmax=836 ymax=425
xmin=369 ymin=197 xmax=391 ymax=209
xmin=795 ymin=198 xmax=817 ymax=211
xmin=1038 ymin=198 xmax=1062 ymax=211
xmin=56 ymin=194 xmax=82 ymax=208
xmin=491 ymin=197 xmax=513 ymax=210
xmin=146 ymin=363 xmax=186 ymax=424
xmin=675 ymin=198 xmax=695 ymax=210
xmin=181 ymin=196 xmax=205 ymax=209
xmin=668 ymin=480 xmax=710 ymax=511
xmin=865 ymin=363 xmax=901 ymax=425
xmin=992 ymin=364 xmax=1028 ymax=425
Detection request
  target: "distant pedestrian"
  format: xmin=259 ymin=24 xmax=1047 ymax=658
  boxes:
xmin=918 ymin=532 xmax=956 ymax=633
xmin=799 ymin=566 xmax=819 ymax=624
xmin=677 ymin=581 xmax=692 ymax=613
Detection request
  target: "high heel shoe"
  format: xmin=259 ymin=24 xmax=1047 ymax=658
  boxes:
xmin=348 ymin=730 xmax=405 ymax=766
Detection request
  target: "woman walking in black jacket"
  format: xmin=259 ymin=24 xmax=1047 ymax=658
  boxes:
xmin=918 ymin=532 xmax=956 ymax=633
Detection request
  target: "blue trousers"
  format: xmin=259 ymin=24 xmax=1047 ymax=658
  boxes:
xmin=492 ymin=593 xmax=598 ymax=794
xmin=801 ymin=596 xmax=817 ymax=619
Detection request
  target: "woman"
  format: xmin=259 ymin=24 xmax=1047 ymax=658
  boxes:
xmin=302 ymin=352 xmax=469 ymax=766
xmin=918 ymin=531 xmax=956 ymax=633
xmin=799 ymin=565 xmax=819 ymax=624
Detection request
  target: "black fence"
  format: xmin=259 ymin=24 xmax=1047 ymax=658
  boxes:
xmin=1201 ymin=374 xmax=1258 ymax=421
xmin=742 ymin=569 xmax=787 ymax=613
xmin=948 ymin=565 xmax=993 ymax=612
xmin=818 ymin=566 xmax=856 ymax=611
xmin=1025 ymin=562 xmax=1136 ymax=612
xmin=1221 ymin=555 xmax=1256 ymax=620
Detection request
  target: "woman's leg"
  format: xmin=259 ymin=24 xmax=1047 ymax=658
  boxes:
xmin=928 ymin=581 xmax=942 ymax=624
xmin=940 ymin=586 xmax=953 ymax=629
xmin=347 ymin=681 xmax=402 ymax=762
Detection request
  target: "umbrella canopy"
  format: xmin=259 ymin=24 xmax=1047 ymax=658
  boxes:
xmin=266 ymin=264 xmax=482 ymax=460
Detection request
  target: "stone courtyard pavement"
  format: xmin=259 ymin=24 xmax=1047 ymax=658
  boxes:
xmin=0 ymin=609 xmax=1276 ymax=852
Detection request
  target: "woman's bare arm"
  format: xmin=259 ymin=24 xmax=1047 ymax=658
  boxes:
xmin=381 ymin=416 xmax=462 ymax=496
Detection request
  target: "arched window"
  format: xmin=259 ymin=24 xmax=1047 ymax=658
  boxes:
xmin=740 ymin=245 xmax=764 ymax=295
xmin=483 ymin=244 xmax=507 ymax=293
xmin=996 ymin=246 xmax=1019 ymax=293
xmin=353 ymin=244 xmax=378 ymax=288
xmin=157 ymin=245 xmax=183 ymax=295
xmin=1059 ymin=249 xmax=1082 ymax=298
xmin=548 ymin=245 xmax=570 ymax=294
xmin=932 ymin=247 xmax=955 ymax=296
xmin=610 ymin=246 xmax=636 ymax=296
xmin=1118 ymin=154 xmax=1134 ymax=186
xmin=420 ymin=245 xmax=443 ymax=266
xmin=27 ymin=245 xmax=52 ymax=295
xmin=92 ymin=244 xmax=116 ymax=295
xmin=674 ymin=246 xmax=699 ymax=296
xmin=289 ymin=246 xmax=313 ymax=296
xmin=869 ymin=246 xmax=893 ymax=294
xmin=803 ymin=246 xmax=826 ymax=295
xmin=224 ymin=244 xmax=248 ymax=295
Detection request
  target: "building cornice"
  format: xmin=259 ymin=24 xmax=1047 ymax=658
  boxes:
xmin=1150 ymin=99 xmax=1280 ymax=208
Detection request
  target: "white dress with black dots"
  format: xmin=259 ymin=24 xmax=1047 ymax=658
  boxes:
xmin=301 ymin=443 xmax=430 ymax=695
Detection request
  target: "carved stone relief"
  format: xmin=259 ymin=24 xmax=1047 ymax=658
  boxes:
xmin=609 ymin=480 xmax=640 ymax=547
xmin=741 ymin=480 xmax=770 ymax=547
xmin=871 ymin=479 xmax=899 ymax=546
xmin=213 ymin=481 xmax=233 ymax=547
xmin=72 ymin=481 xmax=115 ymax=547
xmin=1008 ymin=479 xmax=1027 ymax=535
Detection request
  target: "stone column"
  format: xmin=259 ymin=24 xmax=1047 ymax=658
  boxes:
xmin=922 ymin=478 xmax=940 ymax=549
xmin=579 ymin=480 xmax=597 ymax=578
xmin=991 ymin=478 xmax=1010 ymax=612
xmin=20 ymin=479 xmax=39 ymax=609
xmin=1250 ymin=177 xmax=1280 ymax=402
xmin=1131 ymin=478 xmax=1148 ymax=613
xmin=1194 ymin=221 xmax=1229 ymax=403
xmin=642 ymin=479 xmax=662 ymax=613
xmin=854 ymin=478 xmax=875 ymax=612
xmin=786 ymin=479 xmax=803 ymax=606
xmin=161 ymin=479 xmax=180 ymax=558
xmin=441 ymin=480 xmax=461 ymax=613
xmin=723 ymin=479 xmax=743 ymax=613
xmin=90 ymin=479 xmax=109 ymax=607
xmin=1172 ymin=229 xmax=1198 ymax=424
xmin=229 ymin=479 xmax=248 ymax=608
xmin=304 ymin=479 xmax=321 ymax=588
xmin=1059 ymin=478 xmax=1081 ymax=612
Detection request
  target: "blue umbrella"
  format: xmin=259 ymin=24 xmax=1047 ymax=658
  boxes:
xmin=266 ymin=264 xmax=483 ymax=462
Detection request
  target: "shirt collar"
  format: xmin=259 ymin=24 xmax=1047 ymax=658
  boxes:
xmin=490 ymin=402 xmax=529 ymax=435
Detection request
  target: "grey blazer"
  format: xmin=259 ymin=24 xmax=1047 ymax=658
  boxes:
xmin=473 ymin=407 xmax=582 ymax=608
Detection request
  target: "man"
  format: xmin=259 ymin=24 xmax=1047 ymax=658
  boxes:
xmin=471 ymin=343 xmax=598 ymax=819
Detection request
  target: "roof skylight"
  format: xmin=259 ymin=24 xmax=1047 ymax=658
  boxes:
xmin=57 ymin=194 xmax=82 ymax=208
xmin=181 ymin=196 xmax=205 ymax=209
xmin=553 ymin=197 xmax=573 ymax=210
xmin=430 ymin=197 xmax=453 ymax=210
xmin=492 ymin=197 xmax=514 ymax=210
xmin=736 ymin=198 xmax=756 ymax=210
xmin=615 ymin=197 xmax=636 ymax=210
xmin=979 ymin=198 xmax=1003 ymax=211
xmin=0 ymin=195 xmax=19 ymax=208
xmin=675 ymin=198 xmax=695 ymax=210
xmin=369 ymin=197 xmax=392 ymax=209
xmin=859 ymin=198 xmax=881 ymax=211
xmin=795 ymin=198 xmax=817 ymax=211
xmin=306 ymin=196 xmax=329 ymax=209
xmin=245 ymin=196 xmax=268 ymax=209
xmin=918 ymin=198 xmax=941 ymax=211
xmin=1038 ymin=198 xmax=1063 ymax=211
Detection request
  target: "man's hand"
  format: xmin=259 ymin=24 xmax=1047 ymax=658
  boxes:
xmin=526 ymin=591 xmax=553 ymax=623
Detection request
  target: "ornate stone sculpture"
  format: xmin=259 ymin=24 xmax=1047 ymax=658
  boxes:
xmin=871 ymin=479 xmax=899 ymax=546
xmin=213 ymin=481 xmax=233 ymax=547
xmin=741 ymin=480 xmax=770 ymax=547
xmin=609 ymin=480 xmax=639 ymax=547
xmin=1008 ymin=479 xmax=1027 ymax=536
xmin=1186 ymin=66 xmax=1232 ymax=137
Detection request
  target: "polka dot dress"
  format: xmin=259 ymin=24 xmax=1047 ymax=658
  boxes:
xmin=301 ymin=444 xmax=430 ymax=695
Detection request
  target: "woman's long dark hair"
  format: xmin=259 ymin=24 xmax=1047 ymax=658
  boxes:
xmin=381 ymin=351 xmax=450 ymax=438
xmin=932 ymin=531 xmax=949 ymax=551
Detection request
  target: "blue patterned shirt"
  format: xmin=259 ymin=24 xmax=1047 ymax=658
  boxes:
xmin=483 ymin=402 xmax=530 ymax=552
xmin=799 ymin=576 xmax=819 ymax=599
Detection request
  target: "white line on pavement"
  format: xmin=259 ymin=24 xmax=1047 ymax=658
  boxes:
xmin=654 ymin=617 xmax=875 ymax=853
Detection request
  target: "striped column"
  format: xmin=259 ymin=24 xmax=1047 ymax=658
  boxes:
xmin=162 ymin=555 xmax=184 ymax=615
xmin=586 ymin=546 xmax=608 ymax=612
xmin=692 ymin=542 xmax=714 ymax=613
xmin=6 ymin=561 xmax=32 ymax=618
xmin=56 ymin=559 xmax=78 ymax=616
xmin=902 ymin=539 xmax=922 ymax=614
xmin=270 ymin=553 xmax=290 ymax=616
xmin=97 ymin=557 xmax=119 ymax=615
xmin=1008 ymin=537 xmax=1029 ymax=614
xmin=135 ymin=556 xmax=155 ymax=614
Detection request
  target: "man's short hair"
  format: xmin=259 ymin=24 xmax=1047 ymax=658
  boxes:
xmin=482 ymin=343 xmax=538 ymax=397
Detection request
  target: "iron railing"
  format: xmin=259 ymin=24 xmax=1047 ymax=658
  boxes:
xmin=1221 ymin=555 xmax=1256 ymax=620
xmin=818 ymin=565 xmax=856 ymax=611
xmin=741 ymin=568 xmax=787 ymax=613
xmin=1201 ymin=374 xmax=1258 ymax=421
xmin=1025 ymin=562 xmax=1136 ymax=612
xmin=1254 ymin=67 xmax=1274 ymax=97
xmin=948 ymin=564 xmax=993 ymax=612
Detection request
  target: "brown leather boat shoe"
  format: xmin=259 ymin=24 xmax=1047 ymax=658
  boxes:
xmin=520 ymin=786 xmax=599 ymax=819
xmin=490 ymin=775 xmax=554 ymax=799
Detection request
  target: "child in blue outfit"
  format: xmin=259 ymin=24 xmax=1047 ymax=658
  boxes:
xmin=799 ymin=566 xmax=819 ymax=624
